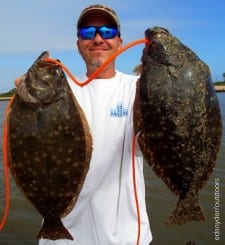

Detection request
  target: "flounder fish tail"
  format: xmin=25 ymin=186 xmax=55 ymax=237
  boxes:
xmin=166 ymin=191 xmax=206 ymax=226
xmin=37 ymin=218 xmax=73 ymax=240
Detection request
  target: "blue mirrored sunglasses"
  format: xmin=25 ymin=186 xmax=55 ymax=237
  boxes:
xmin=78 ymin=26 xmax=120 ymax=40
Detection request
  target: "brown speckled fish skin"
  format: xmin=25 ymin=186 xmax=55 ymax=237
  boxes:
xmin=8 ymin=51 xmax=92 ymax=240
xmin=134 ymin=27 xmax=222 ymax=225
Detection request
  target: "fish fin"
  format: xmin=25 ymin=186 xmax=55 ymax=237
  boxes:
xmin=166 ymin=192 xmax=206 ymax=226
xmin=61 ymin=90 xmax=92 ymax=218
xmin=133 ymin=64 xmax=143 ymax=75
xmin=133 ymin=78 xmax=143 ymax=134
xmin=37 ymin=218 xmax=73 ymax=240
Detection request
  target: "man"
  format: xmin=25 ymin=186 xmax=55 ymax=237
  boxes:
xmin=17 ymin=4 xmax=152 ymax=245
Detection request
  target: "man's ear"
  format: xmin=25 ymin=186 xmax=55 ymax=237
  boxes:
xmin=119 ymin=37 xmax=123 ymax=49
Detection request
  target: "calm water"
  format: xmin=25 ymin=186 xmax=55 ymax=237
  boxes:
xmin=0 ymin=93 xmax=225 ymax=245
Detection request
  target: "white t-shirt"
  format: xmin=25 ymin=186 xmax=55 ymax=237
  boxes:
xmin=39 ymin=71 xmax=152 ymax=245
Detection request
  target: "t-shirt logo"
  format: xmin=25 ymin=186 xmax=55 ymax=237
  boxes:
xmin=110 ymin=102 xmax=128 ymax=118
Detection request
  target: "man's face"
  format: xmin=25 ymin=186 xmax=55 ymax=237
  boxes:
xmin=77 ymin=15 xmax=122 ymax=70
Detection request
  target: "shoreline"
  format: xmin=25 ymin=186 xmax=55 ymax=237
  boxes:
xmin=0 ymin=96 xmax=12 ymax=101
xmin=215 ymin=85 xmax=225 ymax=92
xmin=0 ymin=86 xmax=224 ymax=101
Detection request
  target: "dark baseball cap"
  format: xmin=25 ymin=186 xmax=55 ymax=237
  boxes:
xmin=77 ymin=4 xmax=120 ymax=32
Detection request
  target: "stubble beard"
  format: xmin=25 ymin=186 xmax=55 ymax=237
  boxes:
xmin=89 ymin=60 xmax=102 ymax=69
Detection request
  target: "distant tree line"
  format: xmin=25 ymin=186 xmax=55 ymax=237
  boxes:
xmin=0 ymin=88 xmax=16 ymax=97
xmin=214 ymin=72 xmax=225 ymax=85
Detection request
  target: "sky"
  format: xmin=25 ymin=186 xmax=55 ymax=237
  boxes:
xmin=0 ymin=0 xmax=225 ymax=92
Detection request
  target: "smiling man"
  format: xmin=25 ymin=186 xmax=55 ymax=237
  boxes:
xmin=76 ymin=6 xmax=122 ymax=78
xmin=38 ymin=4 xmax=152 ymax=245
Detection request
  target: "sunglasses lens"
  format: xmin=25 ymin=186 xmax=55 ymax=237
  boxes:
xmin=79 ymin=26 xmax=118 ymax=39
xmin=99 ymin=26 xmax=118 ymax=39
xmin=79 ymin=26 xmax=96 ymax=39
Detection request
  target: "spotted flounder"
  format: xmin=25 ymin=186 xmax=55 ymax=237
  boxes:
xmin=134 ymin=27 xmax=222 ymax=225
xmin=7 ymin=52 xmax=92 ymax=240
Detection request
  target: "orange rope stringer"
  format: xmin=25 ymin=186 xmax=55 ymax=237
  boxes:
xmin=44 ymin=39 xmax=148 ymax=87
xmin=0 ymin=38 xmax=148 ymax=239
xmin=0 ymin=95 xmax=15 ymax=231
xmin=132 ymin=135 xmax=141 ymax=245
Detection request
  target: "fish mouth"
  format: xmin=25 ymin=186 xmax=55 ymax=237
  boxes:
xmin=16 ymin=63 xmax=64 ymax=105
xmin=143 ymin=27 xmax=170 ymax=65
xmin=145 ymin=26 xmax=169 ymax=41
xmin=26 ymin=59 xmax=66 ymax=104
xmin=16 ymin=79 xmax=40 ymax=103
xmin=16 ymin=78 xmax=59 ymax=105
xmin=143 ymin=26 xmax=184 ymax=68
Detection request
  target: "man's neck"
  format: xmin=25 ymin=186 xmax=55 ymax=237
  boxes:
xmin=86 ymin=64 xmax=116 ymax=79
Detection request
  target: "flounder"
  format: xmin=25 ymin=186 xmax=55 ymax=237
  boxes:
xmin=7 ymin=51 xmax=92 ymax=240
xmin=134 ymin=27 xmax=222 ymax=225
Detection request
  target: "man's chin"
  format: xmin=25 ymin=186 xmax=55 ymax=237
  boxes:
xmin=90 ymin=60 xmax=105 ymax=68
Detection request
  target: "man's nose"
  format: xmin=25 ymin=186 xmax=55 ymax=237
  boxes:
xmin=93 ymin=33 xmax=104 ymax=42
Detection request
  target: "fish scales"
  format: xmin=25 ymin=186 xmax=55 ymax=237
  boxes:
xmin=7 ymin=51 xmax=92 ymax=240
xmin=134 ymin=27 xmax=222 ymax=225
